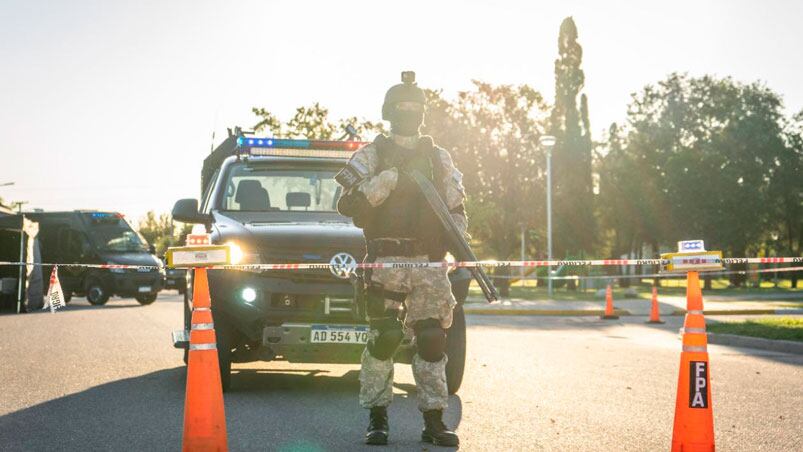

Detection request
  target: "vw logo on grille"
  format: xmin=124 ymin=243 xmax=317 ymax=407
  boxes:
xmin=329 ymin=252 xmax=357 ymax=279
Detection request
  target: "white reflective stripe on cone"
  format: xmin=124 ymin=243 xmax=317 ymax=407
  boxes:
xmin=194 ymin=307 xmax=211 ymax=312
xmin=687 ymin=310 xmax=704 ymax=315
xmin=681 ymin=327 xmax=707 ymax=334
xmin=190 ymin=343 xmax=217 ymax=351
xmin=682 ymin=345 xmax=707 ymax=353
xmin=191 ymin=323 xmax=214 ymax=330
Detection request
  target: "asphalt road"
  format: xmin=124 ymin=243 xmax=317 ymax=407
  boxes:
xmin=1 ymin=293 xmax=801 ymax=451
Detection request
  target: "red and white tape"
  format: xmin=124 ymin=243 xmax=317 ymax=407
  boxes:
xmin=0 ymin=257 xmax=801 ymax=271
xmin=497 ymin=266 xmax=803 ymax=280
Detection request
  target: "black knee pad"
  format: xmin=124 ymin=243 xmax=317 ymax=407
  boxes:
xmin=414 ymin=318 xmax=446 ymax=362
xmin=367 ymin=317 xmax=403 ymax=361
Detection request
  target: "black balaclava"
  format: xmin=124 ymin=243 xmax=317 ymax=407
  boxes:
xmin=382 ymin=71 xmax=427 ymax=136
xmin=389 ymin=106 xmax=424 ymax=136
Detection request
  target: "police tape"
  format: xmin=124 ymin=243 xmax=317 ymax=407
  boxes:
xmin=496 ymin=265 xmax=803 ymax=280
xmin=0 ymin=257 xmax=801 ymax=271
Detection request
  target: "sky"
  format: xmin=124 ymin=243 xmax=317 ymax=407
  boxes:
xmin=1 ymin=0 xmax=801 ymax=225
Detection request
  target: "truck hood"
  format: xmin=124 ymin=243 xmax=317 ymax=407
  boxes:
xmin=211 ymin=211 xmax=366 ymax=262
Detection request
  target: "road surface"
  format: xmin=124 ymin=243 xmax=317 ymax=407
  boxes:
xmin=1 ymin=293 xmax=800 ymax=451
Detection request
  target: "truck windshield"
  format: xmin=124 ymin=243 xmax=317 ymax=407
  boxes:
xmin=82 ymin=213 xmax=149 ymax=253
xmin=221 ymin=164 xmax=341 ymax=213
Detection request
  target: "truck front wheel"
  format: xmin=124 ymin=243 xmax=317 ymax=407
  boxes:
xmin=216 ymin=317 xmax=234 ymax=392
xmin=135 ymin=293 xmax=158 ymax=305
xmin=86 ymin=279 xmax=109 ymax=306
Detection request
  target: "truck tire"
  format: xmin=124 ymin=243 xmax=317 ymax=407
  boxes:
xmin=445 ymin=304 xmax=466 ymax=394
xmin=86 ymin=279 xmax=109 ymax=305
xmin=216 ymin=317 xmax=234 ymax=392
xmin=135 ymin=293 xmax=158 ymax=305
xmin=182 ymin=288 xmax=190 ymax=365
xmin=63 ymin=291 xmax=72 ymax=304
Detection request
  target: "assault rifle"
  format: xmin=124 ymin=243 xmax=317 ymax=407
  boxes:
xmin=408 ymin=170 xmax=498 ymax=303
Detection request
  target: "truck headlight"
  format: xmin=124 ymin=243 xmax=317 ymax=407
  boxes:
xmin=225 ymin=241 xmax=261 ymax=266
xmin=226 ymin=242 xmax=244 ymax=264
xmin=241 ymin=287 xmax=257 ymax=303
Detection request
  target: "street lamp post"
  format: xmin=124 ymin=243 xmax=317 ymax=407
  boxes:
xmin=13 ymin=201 xmax=27 ymax=313
xmin=539 ymin=135 xmax=557 ymax=298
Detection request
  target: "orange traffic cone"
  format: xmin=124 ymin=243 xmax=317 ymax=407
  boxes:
xmin=183 ymin=268 xmax=228 ymax=452
xmin=600 ymin=284 xmax=619 ymax=319
xmin=646 ymin=286 xmax=665 ymax=324
xmin=671 ymin=271 xmax=714 ymax=451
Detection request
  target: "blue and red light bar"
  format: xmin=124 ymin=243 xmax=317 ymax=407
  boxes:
xmin=89 ymin=212 xmax=124 ymax=219
xmin=237 ymin=137 xmax=368 ymax=157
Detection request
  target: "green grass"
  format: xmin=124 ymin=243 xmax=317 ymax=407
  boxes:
xmin=467 ymin=277 xmax=801 ymax=302
xmin=707 ymin=318 xmax=803 ymax=342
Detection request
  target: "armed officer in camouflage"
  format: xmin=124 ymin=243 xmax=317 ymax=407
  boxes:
xmin=336 ymin=72 xmax=465 ymax=447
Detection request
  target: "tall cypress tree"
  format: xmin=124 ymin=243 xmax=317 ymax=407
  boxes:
xmin=549 ymin=17 xmax=596 ymax=257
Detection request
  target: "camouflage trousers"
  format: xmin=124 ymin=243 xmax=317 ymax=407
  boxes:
xmin=359 ymin=350 xmax=449 ymax=411
xmin=359 ymin=254 xmax=455 ymax=411
xmin=367 ymin=254 xmax=456 ymax=329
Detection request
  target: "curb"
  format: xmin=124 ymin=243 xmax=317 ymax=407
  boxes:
xmin=707 ymin=332 xmax=803 ymax=355
xmin=671 ymin=308 xmax=803 ymax=316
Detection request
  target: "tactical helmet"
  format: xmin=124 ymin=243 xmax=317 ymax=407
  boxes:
xmin=382 ymin=71 xmax=426 ymax=121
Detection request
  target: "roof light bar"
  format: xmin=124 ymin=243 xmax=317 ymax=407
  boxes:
xmin=236 ymin=137 xmax=368 ymax=157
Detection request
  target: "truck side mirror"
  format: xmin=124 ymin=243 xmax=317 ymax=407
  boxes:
xmin=148 ymin=244 xmax=156 ymax=255
xmin=172 ymin=199 xmax=209 ymax=224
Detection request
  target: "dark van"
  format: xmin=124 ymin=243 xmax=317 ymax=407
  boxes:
xmin=26 ymin=210 xmax=164 ymax=305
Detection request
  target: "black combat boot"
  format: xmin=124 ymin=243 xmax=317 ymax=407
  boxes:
xmin=365 ymin=406 xmax=389 ymax=445
xmin=421 ymin=409 xmax=459 ymax=447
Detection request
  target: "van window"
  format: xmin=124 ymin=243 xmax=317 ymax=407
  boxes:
xmin=81 ymin=213 xmax=148 ymax=253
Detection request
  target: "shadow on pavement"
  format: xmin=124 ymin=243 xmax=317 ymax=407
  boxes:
xmin=226 ymin=366 xmax=463 ymax=451
xmin=0 ymin=367 xmax=186 ymax=451
xmin=0 ymin=364 xmax=463 ymax=451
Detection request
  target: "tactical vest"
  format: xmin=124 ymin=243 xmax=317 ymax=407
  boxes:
xmin=363 ymin=134 xmax=448 ymax=260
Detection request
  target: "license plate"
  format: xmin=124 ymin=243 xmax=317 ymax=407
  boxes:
xmin=310 ymin=325 xmax=369 ymax=344
xmin=138 ymin=286 xmax=151 ymax=293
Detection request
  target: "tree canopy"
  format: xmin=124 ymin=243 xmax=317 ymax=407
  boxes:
xmin=598 ymin=73 xmax=802 ymax=262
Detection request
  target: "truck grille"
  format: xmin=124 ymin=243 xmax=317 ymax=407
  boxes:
xmin=260 ymin=247 xmax=363 ymax=282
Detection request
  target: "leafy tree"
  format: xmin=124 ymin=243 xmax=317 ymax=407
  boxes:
xmin=422 ymin=83 xmax=551 ymax=294
xmin=252 ymin=103 xmax=383 ymax=140
xmin=137 ymin=211 xmax=191 ymax=256
xmin=424 ymin=83 xmax=549 ymax=259
xmin=598 ymin=123 xmax=638 ymax=257
xmin=549 ymin=17 xmax=596 ymax=257
xmin=770 ymin=110 xmax=803 ymax=287
xmin=600 ymin=74 xmax=800 ymax=285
